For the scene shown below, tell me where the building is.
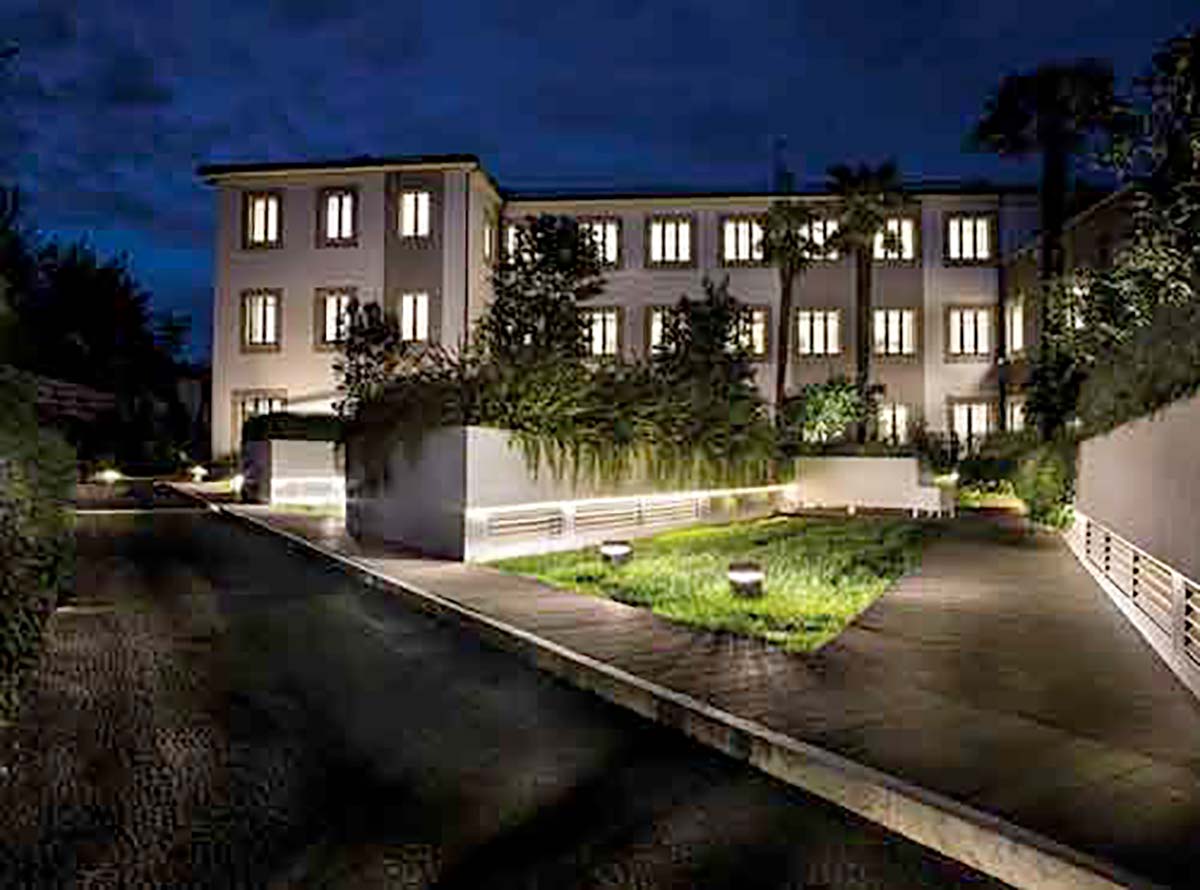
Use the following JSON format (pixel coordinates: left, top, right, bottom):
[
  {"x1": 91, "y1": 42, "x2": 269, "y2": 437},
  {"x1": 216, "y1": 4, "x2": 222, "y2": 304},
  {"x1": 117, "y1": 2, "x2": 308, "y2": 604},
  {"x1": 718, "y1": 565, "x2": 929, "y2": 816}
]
[{"x1": 199, "y1": 154, "x2": 1042, "y2": 458}]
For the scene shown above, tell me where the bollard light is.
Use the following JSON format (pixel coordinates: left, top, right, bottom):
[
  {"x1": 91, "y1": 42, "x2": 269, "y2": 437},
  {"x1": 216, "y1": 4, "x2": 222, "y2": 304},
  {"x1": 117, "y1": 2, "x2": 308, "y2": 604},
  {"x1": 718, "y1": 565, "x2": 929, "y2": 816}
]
[
  {"x1": 190, "y1": 465, "x2": 209, "y2": 482},
  {"x1": 230, "y1": 473, "x2": 245, "y2": 495},
  {"x1": 728, "y1": 561, "x2": 765, "y2": 598},
  {"x1": 599, "y1": 540, "x2": 632, "y2": 566},
  {"x1": 98, "y1": 468, "x2": 122, "y2": 485}
]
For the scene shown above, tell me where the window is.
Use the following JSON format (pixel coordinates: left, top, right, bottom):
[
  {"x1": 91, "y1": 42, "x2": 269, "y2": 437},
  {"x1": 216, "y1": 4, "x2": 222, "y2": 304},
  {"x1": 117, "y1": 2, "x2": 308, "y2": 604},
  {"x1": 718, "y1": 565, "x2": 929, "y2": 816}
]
[
  {"x1": 873, "y1": 308, "x2": 916, "y2": 355},
  {"x1": 235, "y1": 392, "x2": 286, "y2": 447},
  {"x1": 873, "y1": 217, "x2": 916, "y2": 261},
  {"x1": 582, "y1": 219, "x2": 621, "y2": 266},
  {"x1": 400, "y1": 292, "x2": 429, "y2": 342},
  {"x1": 1006, "y1": 298, "x2": 1024, "y2": 355},
  {"x1": 241, "y1": 290, "x2": 280, "y2": 349},
  {"x1": 953, "y1": 401, "x2": 992, "y2": 451},
  {"x1": 319, "y1": 188, "x2": 356, "y2": 246},
  {"x1": 947, "y1": 307, "x2": 991, "y2": 357},
  {"x1": 504, "y1": 224, "x2": 521, "y2": 260},
  {"x1": 583, "y1": 308, "x2": 620, "y2": 356},
  {"x1": 243, "y1": 192, "x2": 281, "y2": 248},
  {"x1": 797, "y1": 309, "x2": 841, "y2": 356},
  {"x1": 483, "y1": 224, "x2": 495, "y2": 262},
  {"x1": 1006, "y1": 398, "x2": 1026, "y2": 432},
  {"x1": 648, "y1": 217, "x2": 692, "y2": 265},
  {"x1": 799, "y1": 218, "x2": 840, "y2": 260},
  {"x1": 722, "y1": 217, "x2": 764, "y2": 264},
  {"x1": 878, "y1": 403, "x2": 909, "y2": 444},
  {"x1": 1069, "y1": 280, "x2": 1088, "y2": 330},
  {"x1": 737, "y1": 307, "x2": 769, "y2": 357},
  {"x1": 316, "y1": 288, "x2": 353, "y2": 347},
  {"x1": 647, "y1": 306, "x2": 669, "y2": 352},
  {"x1": 945, "y1": 215, "x2": 992, "y2": 262},
  {"x1": 399, "y1": 190, "x2": 431, "y2": 238}
]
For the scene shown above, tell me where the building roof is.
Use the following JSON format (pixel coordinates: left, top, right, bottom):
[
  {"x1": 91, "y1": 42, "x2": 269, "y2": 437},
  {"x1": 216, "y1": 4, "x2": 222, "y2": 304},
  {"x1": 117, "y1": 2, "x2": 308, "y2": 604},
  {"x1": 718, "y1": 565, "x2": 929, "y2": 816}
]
[
  {"x1": 505, "y1": 180, "x2": 1039, "y2": 202},
  {"x1": 196, "y1": 153, "x2": 485, "y2": 178}
]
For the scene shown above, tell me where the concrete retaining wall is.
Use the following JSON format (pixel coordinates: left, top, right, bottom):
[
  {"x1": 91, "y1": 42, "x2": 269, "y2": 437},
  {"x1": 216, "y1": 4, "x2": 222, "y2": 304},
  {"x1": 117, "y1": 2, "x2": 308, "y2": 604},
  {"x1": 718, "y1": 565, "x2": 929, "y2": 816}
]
[
  {"x1": 795, "y1": 456, "x2": 952, "y2": 515},
  {"x1": 243, "y1": 439, "x2": 344, "y2": 508}
]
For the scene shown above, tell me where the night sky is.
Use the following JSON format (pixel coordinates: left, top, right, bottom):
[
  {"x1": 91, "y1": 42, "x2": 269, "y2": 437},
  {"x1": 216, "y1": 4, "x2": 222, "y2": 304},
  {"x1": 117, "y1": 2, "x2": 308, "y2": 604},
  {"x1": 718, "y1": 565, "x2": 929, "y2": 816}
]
[{"x1": 1, "y1": 0, "x2": 1191, "y2": 361}]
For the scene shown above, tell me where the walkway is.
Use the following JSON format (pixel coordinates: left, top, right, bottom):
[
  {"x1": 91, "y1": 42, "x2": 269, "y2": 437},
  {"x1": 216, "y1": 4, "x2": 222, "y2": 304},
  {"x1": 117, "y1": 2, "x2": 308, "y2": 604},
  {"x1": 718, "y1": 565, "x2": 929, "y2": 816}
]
[{"x1": 218, "y1": 503, "x2": 1200, "y2": 888}]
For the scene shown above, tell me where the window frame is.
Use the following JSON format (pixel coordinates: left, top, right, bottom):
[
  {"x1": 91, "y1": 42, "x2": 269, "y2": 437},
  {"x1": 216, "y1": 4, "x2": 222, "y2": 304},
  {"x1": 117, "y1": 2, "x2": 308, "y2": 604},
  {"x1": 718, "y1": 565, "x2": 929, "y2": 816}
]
[
  {"x1": 398, "y1": 189, "x2": 433, "y2": 240},
  {"x1": 944, "y1": 304, "x2": 995, "y2": 362},
  {"x1": 1005, "y1": 296, "x2": 1026, "y2": 357},
  {"x1": 644, "y1": 304, "x2": 675, "y2": 355},
  {"x1": 872, "y1": 307, "x2": 919, "y2": 357},
  {"x1": 796, "y1": 308, "x2": 843, "y2": 358},
  {"x1": 313, "y1": 286, "x2": 357, "y2": 350},
  {"x1": 399, "y1": 291, "x2": 432, "y2": 343},
  {"x1": 877, "y1": 402, "x2": 911, "y2": 445},
  {"x1": 239, "y1": 288, "x2": 282, "y2": 353},
  {"x1": 943, "y1": 213, "x2": 996, "y2": 266},
  {"x1": 949, "y1": 398, "x2": 994, "y2": 453},
  {"x1": 719, "y1": 215, "x2": 767, "y2": 267},
  {"x1": 579, "y1": 217, "x2": 622, "y2": 268},
  {"x1": 799, "y1": 217, "x2": 841, "y2": 262},
  {"x1": 872, "y1": 215, "x2": 920, "y2": 264},
  {"x1": 581, "y1": 305, "x2": 622, "y2": 357},
  {"x1": 645, "y1": 215, "x2": 695, "y2": 268},
  {"x1": 241, "y1": 190, "x2": 283, "y2": 250},
  {"x1": 736, "y1": 304, "x2": 771, "y2": 360},
  {"x1": 231, "y1": 388, "x2": 287, "y2": 450},
  {"x1": 316, "y1": 186, "x2": 359, "y2": 248},
  {"x1": 1005, "y1": 397, "x2": 1027, "y2": 432}
]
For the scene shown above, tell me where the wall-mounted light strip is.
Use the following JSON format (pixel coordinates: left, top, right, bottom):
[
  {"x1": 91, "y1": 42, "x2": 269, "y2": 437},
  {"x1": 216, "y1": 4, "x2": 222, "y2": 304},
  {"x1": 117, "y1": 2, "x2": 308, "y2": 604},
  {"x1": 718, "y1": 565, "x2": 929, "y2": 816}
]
[{"x1": 464, "y1": 483, "x2": 794, "y2": 520}]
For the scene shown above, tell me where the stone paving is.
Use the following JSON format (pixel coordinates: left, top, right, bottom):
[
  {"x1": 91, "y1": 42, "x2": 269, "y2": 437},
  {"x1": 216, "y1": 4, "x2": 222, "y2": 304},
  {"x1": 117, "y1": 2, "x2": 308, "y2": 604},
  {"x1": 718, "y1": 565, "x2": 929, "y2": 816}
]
[{"x1": 243, "y1": 505, "x2": 1200, "y2": 888}]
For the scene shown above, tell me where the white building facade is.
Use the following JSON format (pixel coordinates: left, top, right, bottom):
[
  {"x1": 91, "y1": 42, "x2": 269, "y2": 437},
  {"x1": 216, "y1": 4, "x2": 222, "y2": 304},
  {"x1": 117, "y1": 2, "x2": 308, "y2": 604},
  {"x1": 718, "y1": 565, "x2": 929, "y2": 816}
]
[{"x1": 201, "y1": 154, "x2": 1038, "y2": 458}]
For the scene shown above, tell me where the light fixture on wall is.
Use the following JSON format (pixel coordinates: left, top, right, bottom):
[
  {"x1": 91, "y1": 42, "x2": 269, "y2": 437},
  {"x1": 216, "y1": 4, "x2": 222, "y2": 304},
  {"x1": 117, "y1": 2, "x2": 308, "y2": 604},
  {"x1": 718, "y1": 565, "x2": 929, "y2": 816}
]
[
  {"x1": 728, "y1": 561, "x2": 765, "y2": 598},
  {"x1": 600, "y1": 540, "x2": 632, "y2": 566}
]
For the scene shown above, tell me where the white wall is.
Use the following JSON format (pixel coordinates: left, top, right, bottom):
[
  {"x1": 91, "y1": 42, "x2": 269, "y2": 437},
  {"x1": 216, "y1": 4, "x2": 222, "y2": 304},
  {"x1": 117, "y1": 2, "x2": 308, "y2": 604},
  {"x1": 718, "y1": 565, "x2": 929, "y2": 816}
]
[{"x1": 796, "y1": 456, "x2": 950, "y2": 514}]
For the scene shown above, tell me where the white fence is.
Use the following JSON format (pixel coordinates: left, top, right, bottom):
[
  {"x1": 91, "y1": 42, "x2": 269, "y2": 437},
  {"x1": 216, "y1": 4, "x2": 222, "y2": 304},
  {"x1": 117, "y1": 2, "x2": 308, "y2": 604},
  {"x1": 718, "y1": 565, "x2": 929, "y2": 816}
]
[{"x1": 1065, "y1": 510, "x2": 1200, "y2": 698}]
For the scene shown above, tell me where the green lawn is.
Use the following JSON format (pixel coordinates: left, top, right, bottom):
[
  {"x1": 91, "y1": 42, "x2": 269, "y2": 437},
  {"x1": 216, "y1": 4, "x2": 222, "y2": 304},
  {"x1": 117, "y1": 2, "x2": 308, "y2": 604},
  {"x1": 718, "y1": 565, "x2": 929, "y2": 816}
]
[{"x1": 493, "y1": 517, "x2": 925, "y2": 652}]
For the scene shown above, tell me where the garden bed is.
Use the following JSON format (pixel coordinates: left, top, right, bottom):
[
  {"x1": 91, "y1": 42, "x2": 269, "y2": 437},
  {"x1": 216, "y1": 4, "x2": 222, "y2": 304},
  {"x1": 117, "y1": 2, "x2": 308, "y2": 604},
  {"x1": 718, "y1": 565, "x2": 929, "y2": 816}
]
[{"x1": 493, "y1": 516, "x2": 924, "y2": 652}]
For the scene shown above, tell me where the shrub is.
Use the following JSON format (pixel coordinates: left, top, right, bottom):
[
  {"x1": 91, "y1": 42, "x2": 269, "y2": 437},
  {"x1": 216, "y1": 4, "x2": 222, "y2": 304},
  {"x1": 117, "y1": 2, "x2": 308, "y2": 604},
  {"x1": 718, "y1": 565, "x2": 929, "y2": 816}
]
[
  {"x1": 0, "y1": 370, "x2": 75, "y2": 717},
  {"x1": 1013, "y1": 439, "x2": 1076, "y2": 528}
]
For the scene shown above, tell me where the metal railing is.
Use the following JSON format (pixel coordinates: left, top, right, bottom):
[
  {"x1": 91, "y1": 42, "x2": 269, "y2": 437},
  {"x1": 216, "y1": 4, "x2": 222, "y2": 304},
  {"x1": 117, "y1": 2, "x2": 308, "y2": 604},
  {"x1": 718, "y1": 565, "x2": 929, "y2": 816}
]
[{"x1": 1068, "y1": 511, "x2": 1200, "y2": 694}]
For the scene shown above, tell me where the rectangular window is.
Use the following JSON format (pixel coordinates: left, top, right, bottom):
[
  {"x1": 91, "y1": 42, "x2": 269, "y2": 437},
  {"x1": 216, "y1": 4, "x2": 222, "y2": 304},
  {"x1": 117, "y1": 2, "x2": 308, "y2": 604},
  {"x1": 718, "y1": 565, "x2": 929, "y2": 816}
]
[
  {"x1": 1006, "y1": 298, "x2": 1024, "y2": 355},
  {"x1": 581, "y1": 219, "x2": 621, "y2": 266},
  {"x1": 947, "y1": 307, "x2": 991, "y2": 356},
  {"x1": 504, "y1": 224, "x2": 521, "y2": 260},
  {"x1": 483, "y1": 224, "x2": 495, "y2": 262},
  {"x1": 647, "y1": 306, "x2": 669, "y2": 352},
  {"x1": 319, "y1": 188, "x2": 356, "y2": 245},
  {"x1": 242, "y1": 290, "x2": 280, "y2": 348},
  {"x1": 648, "y1": 217, "x2": 692, "y2": 265},
  {"x1": 737, "y1": 307, "x2": 769, "y2": 357},
  {"x1": 722, "y1": 217, "x2": 764, "y2": 264},
  {"x1": 873, "y1": 308, "x2": 916, "y2": 355},
  {"x1": 799, "y1": 218, "x2": 840, "y2": 260},
  {"x1": 946, "y1": 215, "x2": 992, "y2": 262},
  {"x1": 583, "y1": 308, "x2": 619, "y2": 356},
  {"x1": 399, "y1": 190, "x2": 432, "y2": 238},
  {"x1": 797, "y1": 309, "x2": 841, "y2": 356},
  {"x1": 239, "y1": 393, "x2": 285, "y2": 428},
  {"x1": 316, "y1": 288, "x2": 353, "y2": 346},
  {"x1": 878, "y1": 403, "x2": 909, "y2": 444},
  {"x1": 1006, "y1": 398, "x2": 1026, "y2": 432},
  {"x1": 244, "y1": 192, "x2": 281, "y2": 247},
  {"x1": 400, "y1": 292, "x2": 430, "y2": 342},
  {"x1": 953, "y1": 401, "x2": 992, "y2": 451},
  {"x1": 873, "y1": 217, "x2": 916, "y2": 261}
]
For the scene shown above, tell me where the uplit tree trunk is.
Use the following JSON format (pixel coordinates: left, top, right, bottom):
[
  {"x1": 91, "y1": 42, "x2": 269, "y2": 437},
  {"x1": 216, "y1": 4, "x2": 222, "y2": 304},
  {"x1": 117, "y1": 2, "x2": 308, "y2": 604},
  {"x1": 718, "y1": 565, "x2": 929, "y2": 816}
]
[
  {"x1": 774, "y1": 266, "x2": 795, "y2": 413},
  {"x1": 854, "y1": 246, "x2": 873, "y2": 444}
]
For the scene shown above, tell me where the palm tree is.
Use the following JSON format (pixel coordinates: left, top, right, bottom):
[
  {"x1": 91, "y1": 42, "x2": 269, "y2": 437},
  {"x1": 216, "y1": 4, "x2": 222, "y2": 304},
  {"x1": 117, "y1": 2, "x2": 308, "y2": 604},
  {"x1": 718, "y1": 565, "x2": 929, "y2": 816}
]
[
  {"x1": 761, "y1": 201, "x2": 818, "y2": 411},
  {"x1": 825, "y1": 162, "x2": 904, "y2": 442}
]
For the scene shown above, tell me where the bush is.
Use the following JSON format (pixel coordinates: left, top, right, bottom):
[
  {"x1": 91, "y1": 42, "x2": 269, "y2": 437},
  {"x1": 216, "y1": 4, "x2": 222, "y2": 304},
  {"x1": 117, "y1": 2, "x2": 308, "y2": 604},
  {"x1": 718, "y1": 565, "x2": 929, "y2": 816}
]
[
  {"x1": 0, "y1": 370, "x2": 75, "y2": 717},
  {"x1": 1013, "y1": 439, "x2": 1076, "y2": 528}
]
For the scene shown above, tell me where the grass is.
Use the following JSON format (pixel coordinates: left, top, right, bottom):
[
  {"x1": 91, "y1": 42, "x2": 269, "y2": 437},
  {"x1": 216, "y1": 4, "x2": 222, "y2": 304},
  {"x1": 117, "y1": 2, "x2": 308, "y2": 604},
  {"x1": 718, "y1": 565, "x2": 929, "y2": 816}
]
[{"x1": 493, "y1": 516, "x2": 924, "y2": 652}]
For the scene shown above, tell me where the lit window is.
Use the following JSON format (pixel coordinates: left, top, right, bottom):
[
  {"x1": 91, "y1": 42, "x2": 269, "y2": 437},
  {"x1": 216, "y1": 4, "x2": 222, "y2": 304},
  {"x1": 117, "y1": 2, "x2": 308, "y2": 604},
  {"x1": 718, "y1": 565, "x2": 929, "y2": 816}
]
[
  {"x1": 401, "y1": 292, "x2": 429, "y2": 342},
  {"x1": 582, "y1": 219, "x2": 620, "y2": 266},
  {"x1": 399, "y1": 191, "x2": 431, "y2": 238},
  {"x1": 647, "y1": 306, "x2": 669, "y2": 351},
  {"x1": 873, "y1": 217, "x2": 916, "y2": 261},
  {"x1": 948, "y1": 307, "x2": 991, "y2": 356},
  {"x1": 799, "y1": 218, "x2": 840, "y2": 260},
  {"x1": 239, "y1": 393, "x2": 285, "y2": 428},
  {"x1": 878, "y1": 403, "x2": 909, "y2": 444},
  {"x1": 319, "y1": 289, "x2": 353, "y2": 345},
  {"x1": 504, "y1": 224, "x2": 521, "y2": 259},
  {"x1": 737, "y1": 307, "x2": 768, "y2": 357},
  {"x1": 244, "y1": 192, "x2": 281, "y2": 247},
  {"x1": 873, "y1": 308, "x2": 916, "y2": 355},
  {"x1": 583, "y1": 308, "x2": 619, "y2": 356},
  {"x1": 722, "y1": 217, "x2": 764, "y2": 263},
  {"x1": 648, "y1": 217, "x2": 691, "y2": 265},
  {"x1": 946, "y1": 215, "x2": 992, "y2": 262},
  {"x1": 953, "y1": 402, "x2": 992, "y2": 451},
  {"x1": 1006, "y1": 398, "x2": 1026, "y2": 432},
  {"x1": 242, "y1": 290, "x2": 280, "y2": 347},
  {"x1": 1006, "y1": 298, "x2": 1024, "y2": 355},
  {"x1": 320, "y1": 188, "x2": 356, "y2": 245},
  {"x1": 797, "y1": 309, "x2": 840, "y2": 356},
  {"x1": 483, "y1": 224, "x2": 495, "y2": 261}
]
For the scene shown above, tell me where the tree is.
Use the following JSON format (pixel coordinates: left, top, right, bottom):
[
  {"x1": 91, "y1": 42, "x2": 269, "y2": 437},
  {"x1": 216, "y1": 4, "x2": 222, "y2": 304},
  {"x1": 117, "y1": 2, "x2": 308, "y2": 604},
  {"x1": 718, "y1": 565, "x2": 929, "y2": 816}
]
[
  {"x1": 825, "y1": 161, "x2": 904, "y2": 442},
  {"x1": 475, "y1": 214, "x2": 604, "y2": 367},
  {"x1": 760, "y1": 201, "x2": 818, "y2": 411}
]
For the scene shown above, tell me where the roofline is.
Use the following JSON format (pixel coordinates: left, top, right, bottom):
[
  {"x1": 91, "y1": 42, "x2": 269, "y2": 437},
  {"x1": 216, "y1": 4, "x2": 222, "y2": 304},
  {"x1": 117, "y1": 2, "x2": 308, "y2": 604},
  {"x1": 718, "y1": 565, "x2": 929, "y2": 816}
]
[
  {"x1": 504, "y1": 182, "x2": 1038, "y2": 203},
  {"x1": 197, "y1": 153, "x2": 487, "y2": 180}
]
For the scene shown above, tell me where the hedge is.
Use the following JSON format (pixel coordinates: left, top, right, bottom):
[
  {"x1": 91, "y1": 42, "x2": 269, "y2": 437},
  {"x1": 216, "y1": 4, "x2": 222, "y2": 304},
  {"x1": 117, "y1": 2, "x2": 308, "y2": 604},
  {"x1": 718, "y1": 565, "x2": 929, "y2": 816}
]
[{"x1": 0, "y1": 369, "x2": 75, "y2": 717}]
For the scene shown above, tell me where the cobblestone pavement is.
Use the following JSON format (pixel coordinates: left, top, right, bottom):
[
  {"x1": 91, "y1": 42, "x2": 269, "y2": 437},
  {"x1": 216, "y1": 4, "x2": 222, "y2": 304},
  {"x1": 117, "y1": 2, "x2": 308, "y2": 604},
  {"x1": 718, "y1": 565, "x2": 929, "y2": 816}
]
[{"x1": 0, "y1": 502, "x2": 1008, "y2": 888}]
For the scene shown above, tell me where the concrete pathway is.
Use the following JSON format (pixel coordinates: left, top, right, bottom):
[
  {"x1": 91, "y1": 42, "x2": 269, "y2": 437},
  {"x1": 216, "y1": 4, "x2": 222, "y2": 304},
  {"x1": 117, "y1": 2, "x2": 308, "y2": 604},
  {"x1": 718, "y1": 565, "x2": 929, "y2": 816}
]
[{"x1": 213, "y1": 502, "x2": 1200, "y2": 888}]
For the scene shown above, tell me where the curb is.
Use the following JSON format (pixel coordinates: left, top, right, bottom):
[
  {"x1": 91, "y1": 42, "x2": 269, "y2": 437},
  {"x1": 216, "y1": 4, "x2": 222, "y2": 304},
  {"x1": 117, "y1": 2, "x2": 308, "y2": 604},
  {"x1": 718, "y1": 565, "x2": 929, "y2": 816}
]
[{"x1": 182, "y1": 489, "x2": 1158, "y2": 890}]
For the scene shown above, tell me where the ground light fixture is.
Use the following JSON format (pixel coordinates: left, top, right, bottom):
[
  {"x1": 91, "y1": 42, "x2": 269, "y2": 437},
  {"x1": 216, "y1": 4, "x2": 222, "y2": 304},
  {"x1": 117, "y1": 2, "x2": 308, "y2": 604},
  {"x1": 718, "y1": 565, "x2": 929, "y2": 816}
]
[
  {"x1": 190, "y1": 465, "x2": 208, "y2": 482},
  {"x1": 97, "y1": 468, "x2": 122, "y2": 485},
  {"x1": 728, "y1": 561, "x2": 765, "y2": 598},
  {"x1": 599, "y1": 540, "x2": 633, "y2": 566},
  {"x1": 230, "y1": 473, "x2": 245, "y2": 496}
]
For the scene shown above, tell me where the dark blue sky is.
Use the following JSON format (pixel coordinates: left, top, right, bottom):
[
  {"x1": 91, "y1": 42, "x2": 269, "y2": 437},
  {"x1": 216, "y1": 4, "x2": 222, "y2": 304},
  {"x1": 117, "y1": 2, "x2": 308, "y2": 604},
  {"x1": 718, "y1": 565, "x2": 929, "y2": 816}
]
[{"x1": 2, "y1": 0, "x2": 1192, "y2": 361}]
